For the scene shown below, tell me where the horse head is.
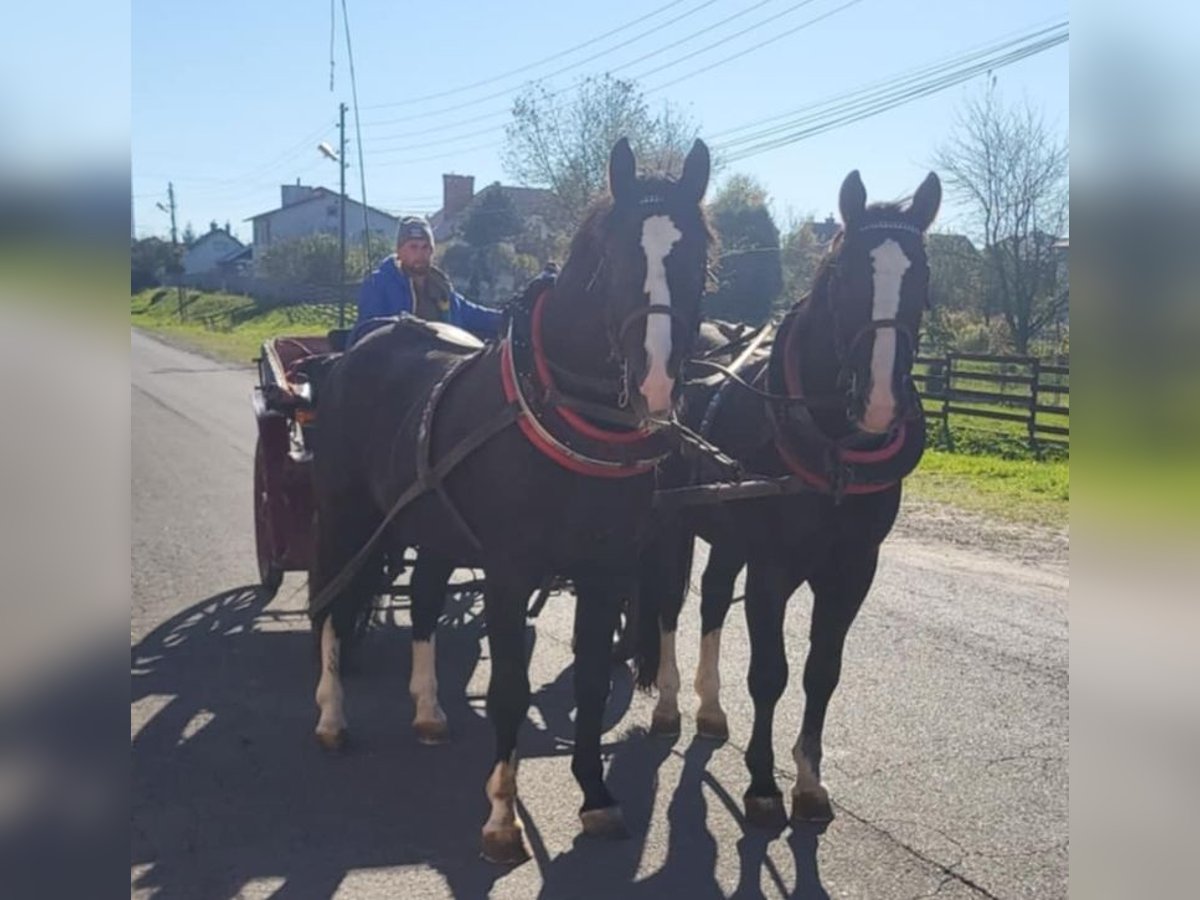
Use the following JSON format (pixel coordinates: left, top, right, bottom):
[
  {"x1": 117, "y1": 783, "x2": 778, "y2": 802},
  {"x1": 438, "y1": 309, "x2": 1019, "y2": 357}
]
[
  {"x1": 558, "y1": 138, "x2": 713, "y2": 423},
  {"x1": 814, "y1": 169, "x2": 941, "y2": 436}
]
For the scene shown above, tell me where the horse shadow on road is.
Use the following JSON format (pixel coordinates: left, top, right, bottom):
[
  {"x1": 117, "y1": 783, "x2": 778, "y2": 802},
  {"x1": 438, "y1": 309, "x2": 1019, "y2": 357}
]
[{"x1": 131, "y1": 583, "x2": 827, "y2": 898}]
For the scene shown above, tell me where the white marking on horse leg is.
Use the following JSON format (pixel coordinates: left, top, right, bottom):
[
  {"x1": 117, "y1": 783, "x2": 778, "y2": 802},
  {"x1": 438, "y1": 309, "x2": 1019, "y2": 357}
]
[
  {"x1": 861, "y1": 238, "x2": 912, "y2": 434},
  {"x1": 639, "y1": 215, "x2": 684, "y2": 416},
  {"x1": 694, "y1": 628, "x2": 724, "y2": 718},
  {"x1": 482, "y1": 758, "x2": 520, "y2": 844},
  {"x1": 652, "y1": 630, "x2": 681, "y2": 729},
  {"x1": 314, "y1": 618, "x2": 346, "y2": 745},
  {"x1": 410, "y1": 637, "x2": 448, "y2": 742}
]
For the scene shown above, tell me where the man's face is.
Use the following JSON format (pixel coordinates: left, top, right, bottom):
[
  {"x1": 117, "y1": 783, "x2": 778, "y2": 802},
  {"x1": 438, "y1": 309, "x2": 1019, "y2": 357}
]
[{"x1": 397, "y1": 238, "x2": 433, "y2": 274}]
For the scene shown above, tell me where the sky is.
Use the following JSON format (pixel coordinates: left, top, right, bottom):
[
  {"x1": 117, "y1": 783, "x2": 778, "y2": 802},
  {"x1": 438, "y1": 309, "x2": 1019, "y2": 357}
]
[{"x1": 130, "y1": 0, "x2": 1068, "y2": 247}]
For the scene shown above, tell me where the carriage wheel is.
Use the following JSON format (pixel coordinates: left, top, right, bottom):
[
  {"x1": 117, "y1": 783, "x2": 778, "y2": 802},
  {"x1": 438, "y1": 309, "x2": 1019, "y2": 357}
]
[{"x1": 254, "y1": 436, "x2": 284, "y2": 592}]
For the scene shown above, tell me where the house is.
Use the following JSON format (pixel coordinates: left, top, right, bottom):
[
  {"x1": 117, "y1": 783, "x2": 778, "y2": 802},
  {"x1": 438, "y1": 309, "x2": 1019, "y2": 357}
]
[
  {"x1": 428, "y1": 173, "x2": 561, "y2": 250},
  {"x1": 182, "y1": 223, "x2": 245, "y2": 276},
  {"x1": 246, "y1": 182, "x2": 399, "y2": 269},
  {"x1": 811, "y1": 214, "x2": 840, "y2": 245}
]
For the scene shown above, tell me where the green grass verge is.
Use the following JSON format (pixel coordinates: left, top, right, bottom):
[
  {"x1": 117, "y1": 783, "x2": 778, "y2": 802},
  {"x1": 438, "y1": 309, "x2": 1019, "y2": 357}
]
[
  {"x1": 131, "y1": 288, "x2": 347, "y2": 365},
  {"x1": 905, "y1": 448, "x2": 1069, "y2": 528}
]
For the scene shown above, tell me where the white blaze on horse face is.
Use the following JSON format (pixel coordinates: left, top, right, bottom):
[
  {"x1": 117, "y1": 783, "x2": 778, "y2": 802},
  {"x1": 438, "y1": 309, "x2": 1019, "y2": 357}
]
[
  {"x1": 861, "y1": 239, "x2": 912, "y2": 434},
  {"x1": 639, "y1": 215, "x2": 684, "y2": 416}
]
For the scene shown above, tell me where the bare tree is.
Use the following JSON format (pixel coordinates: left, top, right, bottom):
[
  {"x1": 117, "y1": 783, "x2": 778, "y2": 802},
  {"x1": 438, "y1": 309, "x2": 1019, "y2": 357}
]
[
  {"x1": 934, "y1": 87, "x2": 1068, "y2": 354},
  {"x1": 502, "y1": 75, "x2": 702, "y2": 226}
]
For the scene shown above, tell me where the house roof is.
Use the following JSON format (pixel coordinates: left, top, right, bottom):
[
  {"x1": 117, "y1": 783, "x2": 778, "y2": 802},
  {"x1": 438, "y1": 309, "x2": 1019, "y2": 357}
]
[
  {"x1": 244, "y1": 188, "x2": 398, "y2": 224},
  {"x1": 186, "y1": 228, "x2": 244, "y2": 253}
]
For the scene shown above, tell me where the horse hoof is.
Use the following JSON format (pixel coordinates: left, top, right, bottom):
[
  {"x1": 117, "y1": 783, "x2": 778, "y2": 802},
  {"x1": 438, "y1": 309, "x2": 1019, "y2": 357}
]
[
  {"x1": 480, "y1": 825, "x2": 531, "y2": 865},
  {"x1": 649, "y1": 711, "x2": 681, "y2": 738},
  {"x1": 315, "y1": 727, "x2": 347, "y2": 752},
  {"x1": 791, "y1": 788, "x2": 834, "y2": 825},
  {"x1": 414, "y1": 719, "x2": 450, "y2": 745},
  {"x1": 744, "y1": 794, "x2": 787, "y2": 830},
  {"x1": 695, "y1": 711, "x2": 729, "y2": 742},
  {"x1": 580, "y1": 806, "x2": 629, "y2": 840}
]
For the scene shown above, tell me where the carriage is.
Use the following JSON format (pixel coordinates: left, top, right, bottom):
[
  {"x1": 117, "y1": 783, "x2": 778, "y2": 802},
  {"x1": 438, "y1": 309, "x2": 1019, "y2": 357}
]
[{"x1": 251, "y1": 332, "x2": 343, "y2": 590}]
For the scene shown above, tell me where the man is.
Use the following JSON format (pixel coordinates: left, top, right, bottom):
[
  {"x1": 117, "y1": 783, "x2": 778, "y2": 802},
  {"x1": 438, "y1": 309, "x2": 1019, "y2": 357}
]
[{"x1": 348, "y1": 216, "x2": 504, "y2": 347}]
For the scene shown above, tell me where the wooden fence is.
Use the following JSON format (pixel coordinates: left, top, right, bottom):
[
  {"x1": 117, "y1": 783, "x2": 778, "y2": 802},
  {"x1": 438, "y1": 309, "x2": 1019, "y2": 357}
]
[{"x1": 912, "y1": 352, "x2": 1069, "y2": 450}]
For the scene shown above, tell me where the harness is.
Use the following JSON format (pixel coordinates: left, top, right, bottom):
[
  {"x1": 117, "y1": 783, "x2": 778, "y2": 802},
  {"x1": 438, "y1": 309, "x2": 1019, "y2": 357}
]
[
  {"x1": 766, "y1": 306, "x2": 925, "y2": 498},
  {"x1": 308, "y1": 285, "x2": 677, "y2": 615}
]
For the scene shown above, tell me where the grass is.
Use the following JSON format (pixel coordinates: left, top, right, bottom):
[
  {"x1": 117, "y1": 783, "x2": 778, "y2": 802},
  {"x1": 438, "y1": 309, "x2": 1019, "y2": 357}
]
[
  {"x1": 905, "y1": 448, "x2": 1069, "y2": 529},
  {"x1": 131, "y1": 288, "x2": 347, "y2": 364},
  {"x1": 132, "y1": 288, "x2": 1071, "y2": 528}
]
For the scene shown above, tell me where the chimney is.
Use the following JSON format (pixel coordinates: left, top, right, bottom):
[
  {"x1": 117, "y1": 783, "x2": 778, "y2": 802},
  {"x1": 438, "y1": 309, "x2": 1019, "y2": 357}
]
[
  {"x1": 281, "y1": 183, "x2": 318, "y2": 208},
  {"x1": 442, "y1": 174, "x2": 475, "y2": 221}
]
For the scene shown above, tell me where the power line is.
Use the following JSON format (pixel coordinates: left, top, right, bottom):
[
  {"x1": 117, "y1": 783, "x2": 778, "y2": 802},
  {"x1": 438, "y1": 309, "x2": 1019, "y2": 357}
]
[
  {"x1": 364, "y1": 0, "x2": 858, "y2": 156},
  {"x1": 644, "y1": 0, "x2": 862, "y2": 94},
  {"x1": 339, "y1": 0, "x2": 373, "y2": 263},
  {"x1": 362, "y1": 0, "x2": 698, "y2": 112},
  {"x1": 366, "y1": 17, "x2": 1065, "y2": 173},
  {"x1": 717, "y1": 23, "x2": 1068, "y2": 161},
  {"x1": 708, "y1": 20, "x2": 1066, "y2": 144},
  {"x1": 362, "y1": 0, "x2": 768, "y2": 131}
]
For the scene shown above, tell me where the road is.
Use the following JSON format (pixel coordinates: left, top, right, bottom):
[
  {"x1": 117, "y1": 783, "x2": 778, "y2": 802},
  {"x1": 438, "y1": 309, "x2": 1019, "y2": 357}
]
[{"x1": 131, "y1": 329, "x2": 1068, "y2": 899}]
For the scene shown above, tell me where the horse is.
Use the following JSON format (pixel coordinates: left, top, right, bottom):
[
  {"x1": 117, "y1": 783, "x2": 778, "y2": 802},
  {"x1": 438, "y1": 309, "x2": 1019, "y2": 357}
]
[
  {"x1": 306, "y1": 137, "x2": 713, "y2": 864},
  {"x1": 637, "y1": 169, "x2": 941, "y2": 829}
]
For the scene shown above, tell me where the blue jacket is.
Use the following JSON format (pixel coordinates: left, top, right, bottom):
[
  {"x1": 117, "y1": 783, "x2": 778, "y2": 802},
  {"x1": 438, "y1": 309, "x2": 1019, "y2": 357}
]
[{"x1": 349, "y1": 256, "x2": 504, "y2": 346}]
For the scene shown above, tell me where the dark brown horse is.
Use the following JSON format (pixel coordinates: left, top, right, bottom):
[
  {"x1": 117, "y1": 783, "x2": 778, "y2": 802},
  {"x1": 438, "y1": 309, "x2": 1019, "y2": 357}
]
[
  {"x1": 638, "y1": 169, "x2": 941, "y2": 828},
  {"x1": 307, "y1": 138, "x2": 712, "y2": 863}
]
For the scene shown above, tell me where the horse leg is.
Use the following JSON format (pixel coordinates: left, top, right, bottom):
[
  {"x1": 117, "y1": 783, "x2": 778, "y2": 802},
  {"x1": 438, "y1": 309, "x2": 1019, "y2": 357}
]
[
  {"x1": 790, "y1": 544, "x2": 877, "y2": 825},
  {"x1": 408, "y1": 550, "x2": 456, "y2": 745},
  {"x1": 480, "y1": 568, "x2": 538, "y2": 865},
  {"x1": 742, "y1": 560, "x2": 804, "y2": 828},
  {"x1": 641, "y1": 529, "x2": 693, "y2": 737},
  {"x1": 694, "y1": 541, "x2": 744, "y2": 741},
  {"x1": 571, "y1": 570, "x2": 630, "y2": 839},
  {"x1": 309, "y1": 502, "x2": 380, "y2": 751}
]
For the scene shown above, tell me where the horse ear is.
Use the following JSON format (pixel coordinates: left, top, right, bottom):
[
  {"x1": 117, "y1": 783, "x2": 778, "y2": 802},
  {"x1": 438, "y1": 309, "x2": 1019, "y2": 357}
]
[
  {"x1": 839, "y1": 170, "x2": 867, "y2": 226},
  {"x1": 609, "y1": 138, "x2": 637, "y2": 203},
  {"x1": 909, "y1": 172, "x2": 942, "y2": 232},
  {"x1": 678, "y1": 139, "x2": 711, "y2": 203}
]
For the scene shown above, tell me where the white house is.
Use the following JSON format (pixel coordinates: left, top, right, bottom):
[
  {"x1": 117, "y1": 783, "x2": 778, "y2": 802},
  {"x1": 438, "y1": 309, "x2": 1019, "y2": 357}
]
[
  {"x1": 182, "y1": 225, "x2": 245, "y2": 276},
  {"x1": 247, "y1": 182, "x2": 399, "y2": 270}
]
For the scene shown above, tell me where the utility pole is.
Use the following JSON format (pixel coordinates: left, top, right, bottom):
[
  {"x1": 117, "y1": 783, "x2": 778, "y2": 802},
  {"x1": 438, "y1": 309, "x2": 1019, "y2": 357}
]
[
  {"x1": 167, "y1": 182, "x2": 184, "y2": 322},
  {"x1": 338, "y1": 102, "x2": 348, "y2": 329}
]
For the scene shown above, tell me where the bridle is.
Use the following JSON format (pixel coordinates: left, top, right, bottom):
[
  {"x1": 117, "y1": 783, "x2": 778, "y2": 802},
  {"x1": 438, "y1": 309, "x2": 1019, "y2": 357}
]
[{"x1": 819, "y1": 221, "x2": 925, "y2": 423}]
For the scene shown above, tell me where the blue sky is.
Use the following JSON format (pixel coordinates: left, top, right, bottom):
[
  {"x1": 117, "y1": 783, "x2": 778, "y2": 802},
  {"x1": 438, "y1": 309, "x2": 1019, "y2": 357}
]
[{"x1": 131, "y1": 0, "x2": 1068, "y2": 246}]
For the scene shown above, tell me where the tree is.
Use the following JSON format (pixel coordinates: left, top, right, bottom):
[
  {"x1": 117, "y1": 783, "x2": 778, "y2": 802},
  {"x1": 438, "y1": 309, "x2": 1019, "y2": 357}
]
[
  {"x1": 778, "y1": 217, "x2": 824, "y2": 312},
  {"x1": 130, "y1": 237, "x2": 182, "y2": 292},
  {"x1": 934, "y1": 87, "x2": 1068, "y2": 354},
  {"x1": 258, "y1": 234, "x2": 370, "y2": 285},
  {"x1": 460, "y1": 186, "x2": 521, "y2": 248},
  {"x1": 503, "y1": 75, "x2": 701, "y2": 225},
  {"x1": 705, "y1": 175, "x2": 783, "y2": 324},
  {"x1": 181, "y1": 222, "x2": 196, "y2": 246}
]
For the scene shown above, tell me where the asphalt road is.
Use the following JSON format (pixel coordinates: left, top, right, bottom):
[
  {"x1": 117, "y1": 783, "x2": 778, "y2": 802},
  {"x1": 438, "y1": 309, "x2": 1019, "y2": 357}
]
[{"x1": 131, "y1": 329, "x2": 1068, "y2": 899}]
